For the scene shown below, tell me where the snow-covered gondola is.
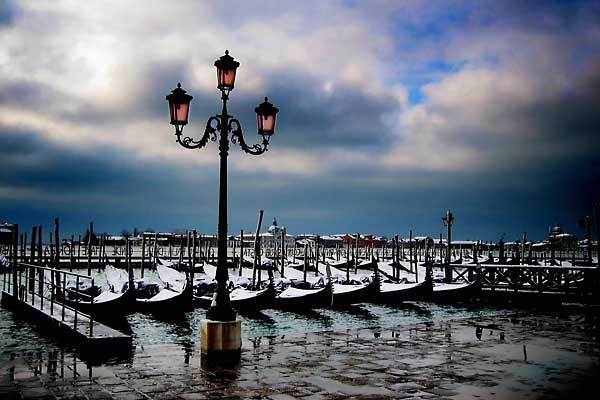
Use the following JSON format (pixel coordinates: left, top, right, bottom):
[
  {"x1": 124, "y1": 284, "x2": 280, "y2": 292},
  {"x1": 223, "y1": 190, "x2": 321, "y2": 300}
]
[
  {"x1": 273, "y1": 281, "x2": 333, "y2": 310},
  {"x1": 163, "y1": 261, "x2": 276, "y2": 311},
  {"x1": 377, "y1": 280, "x2": 432, "y2": 304},
  {"x1": 429, "y1": 281, "x2": 479, "y2": 302},
  {"x1": 332, "y1": 278, "x2": 379, "y2": 306},
  {"x1": 106, "y1": 265, "x2": 191, "y2": 313},
  {"x1": 58, "y1": 272, "x2": 132, "y2": 317},
  {"x1": 194, "y1": 285, "x2": 276, "y2": 311}
]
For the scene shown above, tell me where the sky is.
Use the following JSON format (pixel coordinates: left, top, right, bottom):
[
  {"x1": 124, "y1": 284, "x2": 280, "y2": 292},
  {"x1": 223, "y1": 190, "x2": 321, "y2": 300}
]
[{"x1": 1, "y1": 0, "x2": 599, "y2": 241}]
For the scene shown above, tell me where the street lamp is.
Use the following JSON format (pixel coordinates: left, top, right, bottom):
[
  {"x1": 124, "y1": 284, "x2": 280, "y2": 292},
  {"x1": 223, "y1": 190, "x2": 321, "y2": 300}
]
[{"x1": 166, "y1": 50, "x2": 279, "y2": 356}]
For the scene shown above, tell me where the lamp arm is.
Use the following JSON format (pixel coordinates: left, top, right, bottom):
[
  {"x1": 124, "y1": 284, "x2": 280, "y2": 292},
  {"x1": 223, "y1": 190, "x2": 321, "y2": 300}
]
[
  {"x1": 175, "y1": 116, "x2": 220, "y2": 149},
  {"x1": 229, "y1": 118, "x2": 269, "y2": 155}
]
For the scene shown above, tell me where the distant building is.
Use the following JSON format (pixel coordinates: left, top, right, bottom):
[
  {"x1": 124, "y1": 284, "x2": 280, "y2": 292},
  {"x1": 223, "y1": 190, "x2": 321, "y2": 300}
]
[
  {"x1": 230, "y1": 218, "x2": 295, "y2": 248},
  {"x1": 338, "y1": 234, "x2": 387, "y2": 248},
  {"x1": 547, "y1": 225, "x2": 578, "y2": 250},
  {"x1": 295, "y1": 234, "x2": 343, "y2": 248}
]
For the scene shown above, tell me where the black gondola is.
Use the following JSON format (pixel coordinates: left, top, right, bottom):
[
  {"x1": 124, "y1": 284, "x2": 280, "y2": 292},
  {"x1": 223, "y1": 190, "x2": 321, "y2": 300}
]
[
  {"x1": 59, "y1": 287, "x2": 133, "y2": 317},
  {"x1": 106, "y1": 265, "x2": 192, "y2": 313},
  {"x1": 157, "y1": 261, "x2": 276, "y2": 311},
  {"x1": 133, "y1": 280, "x2": 192, "y2": 313},
  {"x1": 273, "y1": 280, "x2": 333, "y2": 310},
  {"x1": 194, "y1": 284, "x2": 276, "y2": 311},
  {"x1": 429, "y1": 281, "x2": 479, "y2": 302},
  {"x1": 377, "y1": 280, "x2": 432, "y2": 304},
  {"x1": 332, "y1": 278, "x2": 380, "y2": 306}
]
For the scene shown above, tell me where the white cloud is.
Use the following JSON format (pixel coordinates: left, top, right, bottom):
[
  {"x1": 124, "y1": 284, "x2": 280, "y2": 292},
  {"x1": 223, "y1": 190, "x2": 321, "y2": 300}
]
[{"x1": 1, "y1": 0, "x2": 598, "y2": 181}]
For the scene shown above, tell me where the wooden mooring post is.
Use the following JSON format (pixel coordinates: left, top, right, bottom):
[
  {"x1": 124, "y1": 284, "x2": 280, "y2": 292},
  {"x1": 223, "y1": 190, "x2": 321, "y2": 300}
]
[
  {"x1": 292, "y1": 239, "x2": 297, "y2": 264},
  {"x1": 54, "y1": 218, "x2": 60, "y2": 268},
  {"x1": 280, "y1": 228, "x2": 286, "y2": 277},
  {"x1": 354, "y1": 232, "x2": 359, "y2": 274},
  {"x1": 87, "y1": 222, "x2": 93, "y2": 276},
  {"x1": 303, "y1": 240, "x2": 308, "y2": 284},
  {"x1": 12, "y1": 224, "x2": 19, "y2": 297},
  {"x1": 443, "y1": 209, "x2": 454, "y2": 284},
  {"x1": 178, "y1": 233, "x2": 184, "y2": 266},
  {"x1": 153, "y1": 232, "x2": 159, "y2": 269},
  {"x1": 140, "y1": 233, "x2": 146, "y2": 276},
  {"x1": 409, "y1": 230, "x2": 413, "y2": 273},
  {"x1": 239, "y1": 229, "x2": 244, "y2": 277},
  {"x1": 315, "y1": 236, "x2": 320, "y2": 277},
  {"x1": 192, "y1": 230, "x2": 198, "y2": 268},
  {"x1": 76, "y1": 234, "x2": 81, "y2": 269},
  {"x1": 251, "y1": 210, "x2": 264, "y2": 290},
  {"x1": 30, "y1": 226, "x2": 37, "y2": 265},
  {"x1": 69, "y1": 235, "x2": 74, "y2": 271}
]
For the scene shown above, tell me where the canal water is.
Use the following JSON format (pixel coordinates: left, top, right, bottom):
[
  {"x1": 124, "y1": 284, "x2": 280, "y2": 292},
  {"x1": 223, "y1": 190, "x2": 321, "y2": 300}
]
[{"x1": 0, "y1": 269, "x2": 512, "y2": 363}]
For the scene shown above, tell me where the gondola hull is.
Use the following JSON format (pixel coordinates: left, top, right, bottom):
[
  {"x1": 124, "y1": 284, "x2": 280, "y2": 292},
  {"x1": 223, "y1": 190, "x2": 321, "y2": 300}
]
[
  {"x1": 356, "y1": 259, "x2": 378, "y2": 272},
  {"x1": 377, "y1": 281, "x2": 432, "y2": 304},
  {"x1": 429, "y1": 282, "x2": 479, "y2": 303},
  {"x1": 58, "y1": 290, "x2": 134, "y2": 317},
  {"x1": 332, "y1": 278, "x2": 380, "y2": 306},
  {"x1": 273, "y1": 283, "x2": 333, "y2": 310},
  {"x1": 135, "y1": 284, "x2": 193, "y2": 313},
  {"x1": 194, "y1": 286, "x2": 276, "y2": 311}
]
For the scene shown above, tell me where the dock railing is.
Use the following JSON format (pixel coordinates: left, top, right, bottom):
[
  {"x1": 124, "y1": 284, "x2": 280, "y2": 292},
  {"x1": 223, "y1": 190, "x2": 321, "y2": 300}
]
[
  {"x1": 437, "y1": 262, "x2": 599, "y2": 297},
  {"x1": 2, "y1": 263, "x2": 96, "y2": 337},
  {"x1": 476, "y1": 263, "x2": 599, "y2": 295}
]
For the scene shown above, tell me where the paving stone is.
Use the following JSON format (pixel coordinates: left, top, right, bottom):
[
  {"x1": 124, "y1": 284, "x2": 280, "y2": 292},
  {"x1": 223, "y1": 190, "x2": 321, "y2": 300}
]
[
  {"x1": 423, "y1": 387, "x2": 459, "y2": 397},
  {"x1": 3, "y1": 313, "x2": 600, "y2": 399},
  {"x1": 267, "y1": 395, "x2": 296, "y2": 400},
  {"x1": 20, "y1": 386, "x2": 53, "y2": 399}
]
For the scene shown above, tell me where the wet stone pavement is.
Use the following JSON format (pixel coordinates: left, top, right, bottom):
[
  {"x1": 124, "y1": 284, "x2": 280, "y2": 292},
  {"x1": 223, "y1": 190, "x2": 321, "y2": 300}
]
[{"x1": 1, "y1": 312, "x2": 599, "y2": 399}]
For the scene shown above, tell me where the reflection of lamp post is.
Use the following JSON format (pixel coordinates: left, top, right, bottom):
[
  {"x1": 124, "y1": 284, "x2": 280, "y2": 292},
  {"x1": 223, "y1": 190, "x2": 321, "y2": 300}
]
[
  {"x1": 166, "y1": 50, "x2": 279, "y2": 358},
  {"x1": 442, "y1": 210, "x2": 454, "y2": 283}
]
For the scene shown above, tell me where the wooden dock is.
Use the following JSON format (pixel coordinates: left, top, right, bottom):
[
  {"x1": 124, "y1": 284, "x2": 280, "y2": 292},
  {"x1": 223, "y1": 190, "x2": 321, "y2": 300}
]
[
  {"x1": 1, "y1": 260, "x2": 131, "y2": 350},
  {"x1": 1, "y1": 289, "x2": 131, "y2": 347}
]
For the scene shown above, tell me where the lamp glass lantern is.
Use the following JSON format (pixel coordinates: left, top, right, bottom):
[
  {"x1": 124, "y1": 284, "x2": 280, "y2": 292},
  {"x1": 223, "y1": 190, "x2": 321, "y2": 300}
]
[
  {"x1": 166, "y1": 83, "x2": 193, "y2": 126},
  {"x1": 214, "y1": 50, "x2": 240, "y2": 91},
  {"x1": 255, "y1": 97, "x2": 279, "y2": 135}
]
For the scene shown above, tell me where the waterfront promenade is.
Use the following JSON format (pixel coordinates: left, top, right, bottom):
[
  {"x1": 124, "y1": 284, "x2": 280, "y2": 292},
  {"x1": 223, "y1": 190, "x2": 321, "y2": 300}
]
[{"x1": 1, "y1": 307, "x2": 598, "y2": 399}]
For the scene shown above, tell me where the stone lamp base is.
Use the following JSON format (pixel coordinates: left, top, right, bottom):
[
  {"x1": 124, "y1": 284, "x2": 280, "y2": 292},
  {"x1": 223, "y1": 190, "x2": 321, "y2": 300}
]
[{"x1": 200, "y1": 319, "x2": 242, "y2": 358}]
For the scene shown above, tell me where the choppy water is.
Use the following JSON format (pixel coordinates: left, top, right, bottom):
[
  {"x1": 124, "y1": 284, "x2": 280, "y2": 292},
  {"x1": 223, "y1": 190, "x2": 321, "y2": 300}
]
[{"x1": 0, "y1": 269, "x2": 512, "y2": 364}]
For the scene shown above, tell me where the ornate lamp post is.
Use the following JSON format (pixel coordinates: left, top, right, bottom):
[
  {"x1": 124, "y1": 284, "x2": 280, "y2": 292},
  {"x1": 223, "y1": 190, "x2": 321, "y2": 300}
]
[{"x1": 166, "y1": 50, "x2": 279, "y2": 357}]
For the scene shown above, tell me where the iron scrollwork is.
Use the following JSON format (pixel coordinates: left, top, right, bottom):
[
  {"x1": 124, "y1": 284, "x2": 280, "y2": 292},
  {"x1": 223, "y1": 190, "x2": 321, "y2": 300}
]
[
  {"x1": 175, "y1": 113, "x2": 269, "y2": 156},
  {"x1": 229, "y1": 118, "x2": 270, "y2": 155},
  {"x1": 175, "y1": 116, "x2": 220, "y2": 149}
]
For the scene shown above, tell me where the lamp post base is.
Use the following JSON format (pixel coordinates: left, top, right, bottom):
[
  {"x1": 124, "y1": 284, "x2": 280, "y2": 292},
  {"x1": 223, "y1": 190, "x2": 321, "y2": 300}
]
[{"x1": 200, "y1": 319, "x2": 242, "y2": 359}]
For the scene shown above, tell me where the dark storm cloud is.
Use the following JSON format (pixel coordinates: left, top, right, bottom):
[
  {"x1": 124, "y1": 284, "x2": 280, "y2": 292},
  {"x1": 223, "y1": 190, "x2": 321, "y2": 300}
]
[
  {"x1": 112, "y1": 65, "x2": 403, "y2": 151},
  {"x1": 256, "y1": 71, "x2": 401, "y2": 149},
  {"x1": 1, "y1": 128, "x2": 137, "y2": 190},
  {"x1": 431, "y1": 64, "x2": 600, "y2": 156},
  {"x1": 0, "y1": 127, "x2": 217, "y2": 206},
  {"x1": 1, "y1": 0, "x2": 600, "y2": 241},
  {"x1": 226, "y1": 166, "x2": 589, "y2": 242},
  {"x1": 0, "y1": 126, "x2": 223, "y2": 233},
  {"x1": 531, "y1": 66, "x2": 600, "y2": 142}
]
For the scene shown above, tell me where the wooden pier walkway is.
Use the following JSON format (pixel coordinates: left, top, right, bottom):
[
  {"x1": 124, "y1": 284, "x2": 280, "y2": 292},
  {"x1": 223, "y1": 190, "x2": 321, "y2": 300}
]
[
  {"x1": 1, "y1": 260, "x2": 131, "y2": 349},
  {"x1": 1, "y1": 290, "x2": 131, "y2": 347}
]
